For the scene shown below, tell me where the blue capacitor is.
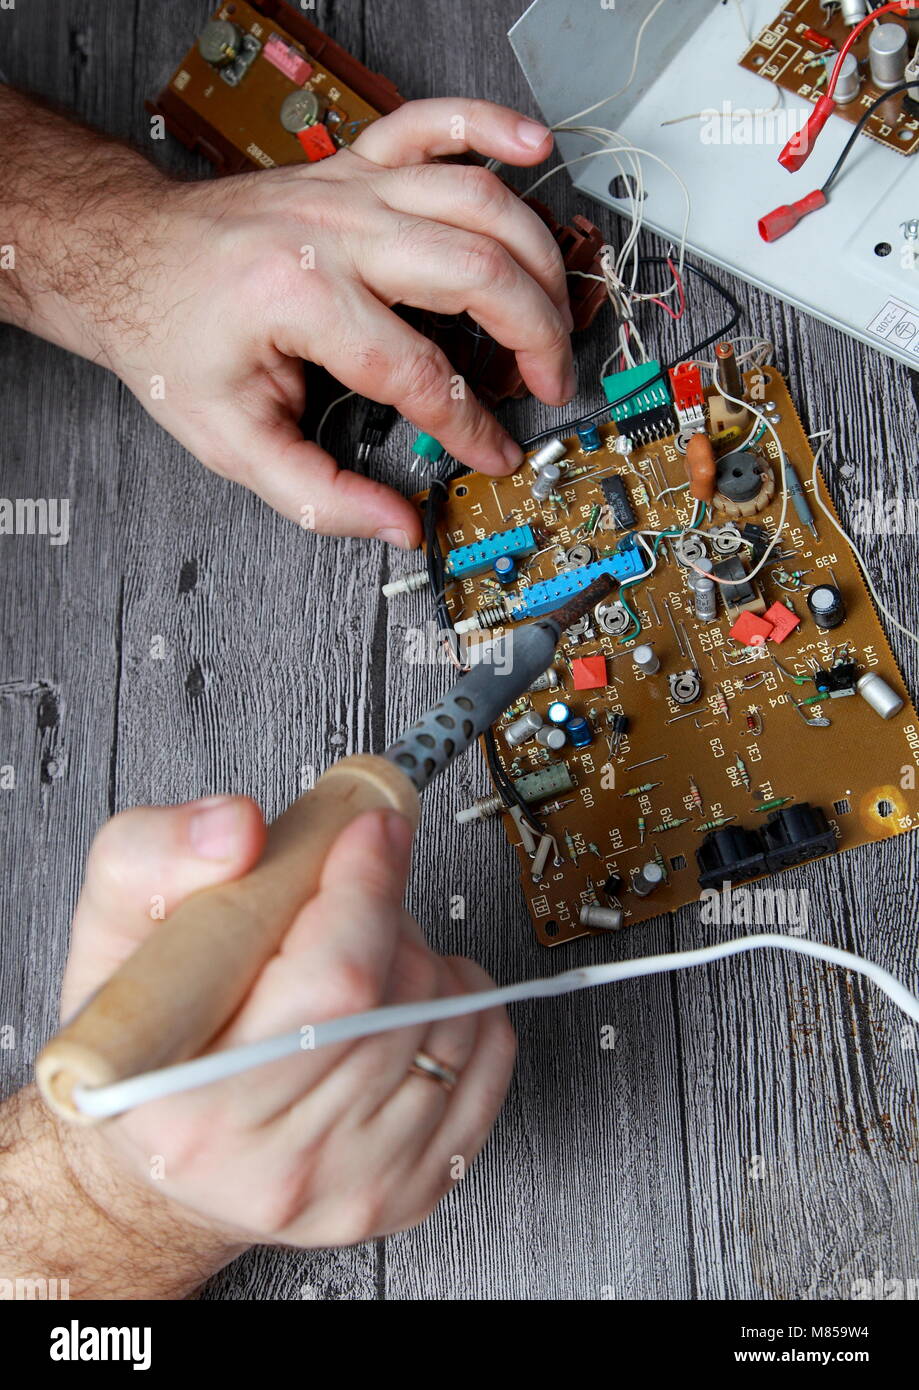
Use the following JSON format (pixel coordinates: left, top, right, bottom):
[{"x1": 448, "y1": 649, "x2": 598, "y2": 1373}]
[
  {"x1": 566, "y1": 715, "x2": 593, "y2": 748},
  {"x1": 576, "y1": 423, "x2": 602, "y2": 454},
  {"x1": 493, "y1": 554, "x2": 517, "y2": 584},
  {"x1": 547, "y1": 700, "x2": 571, "y2": 725}
]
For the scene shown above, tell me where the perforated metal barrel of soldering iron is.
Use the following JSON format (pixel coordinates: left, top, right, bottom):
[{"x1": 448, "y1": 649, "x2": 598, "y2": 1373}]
[{"x1": 385, "y1": 577, "x2": 611, "y2": 792}]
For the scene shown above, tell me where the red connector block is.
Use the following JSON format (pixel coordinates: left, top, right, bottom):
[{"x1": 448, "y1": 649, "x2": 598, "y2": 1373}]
[
  {"x1": 759, "y1": 189, "x2": 827, "y2": 242},
  {"x1": 669, "y1": 362, "x2": 704, "y2": 412},
  {"x1": 778, "y1": 94, "x2": 835, "y2": 173}
]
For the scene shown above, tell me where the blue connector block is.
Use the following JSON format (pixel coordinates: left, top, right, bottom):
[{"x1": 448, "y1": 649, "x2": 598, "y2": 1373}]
[
  {"x1": 444, "y1": 525, "x2": 537, "y2": 580},
  {"x1": 507, "y1": 548, "x2": 645, "y2": 620}
]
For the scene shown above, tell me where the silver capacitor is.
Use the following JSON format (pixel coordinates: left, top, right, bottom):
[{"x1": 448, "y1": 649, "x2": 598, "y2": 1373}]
[
  {"x1": 504, "y1": 710, "x2": 544, "y2": 747},
  {"x1": 529, "y1": 668, "x2": 560, "y2": 692},
  {"x1": 531, "y1": 463, "x2": 561, "y2": 503},
  {"x1": 536, "y1": 725, "x2": 567, "y2": 751},
  {"x1": 632, "y1": 861, "x2": 665, "y2": 898},
  {"x1": 869, "y1": 24, "x2": 909, "y2": 89},
  {"x1": 633, "y1": 644, "x2": 660, "y2": 675},
  {"x1": 531, "y1": 438, "x2": 567, "y2": 471},
  {"x1": 693, "y1": 576, "x2": 718, "y2": 623},
  {"x1": 857, "y1": 672, "x2": 904, "y2": 720},
  {"x1": 580, "y1": 904, "x2": 624, "y2": 931},
  {"x1": 840, "y1": 0, "x2": 868, "y2": 24},
  {"x1": 834, "y1": 53, "x2": 861, "y2": 105}
]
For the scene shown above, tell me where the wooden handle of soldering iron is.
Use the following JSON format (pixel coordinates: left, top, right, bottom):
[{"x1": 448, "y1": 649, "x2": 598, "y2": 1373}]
[{"x1": 36, "y1": 755, "x2": 419, "y2": 1124}]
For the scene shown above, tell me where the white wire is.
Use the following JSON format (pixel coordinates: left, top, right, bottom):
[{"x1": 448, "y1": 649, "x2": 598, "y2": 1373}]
[
  {"x1": 557, "y1": 0, "x2": 670, "y2": 128},
  {"x1": 808, "y1": 431, "x2": 919, "y2": 649},
  {"x1": 74, "y1": 932, "x2": 919, "y2": 1118},
  {"x1": 316, "y1": 389, "x2": 356, "y2": 450}
]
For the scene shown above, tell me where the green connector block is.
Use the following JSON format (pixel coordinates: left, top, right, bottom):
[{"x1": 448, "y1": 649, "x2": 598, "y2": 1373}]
[
  {"x1": 601, "y1": 360, "x2": 670, "y2": 421},
  {"x1": 413, "y1": 432, "x2": 445, "y2": 464}
]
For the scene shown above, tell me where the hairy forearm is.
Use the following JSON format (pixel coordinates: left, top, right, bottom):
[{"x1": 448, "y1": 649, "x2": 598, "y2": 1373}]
[
  {"x1": 0, "y1": 1087, "x2": 245, "y2": 1299},
  {"x1": 0, "y1": 85, "x2": 170, "y2": 362}
]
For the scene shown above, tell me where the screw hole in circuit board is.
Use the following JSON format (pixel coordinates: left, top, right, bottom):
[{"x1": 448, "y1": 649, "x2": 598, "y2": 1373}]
[{"x1": 877, "y1": 799, "x2": 895, "y2": 818}]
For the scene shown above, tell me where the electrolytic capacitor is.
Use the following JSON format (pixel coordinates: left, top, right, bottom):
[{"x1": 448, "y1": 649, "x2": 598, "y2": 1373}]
[
  {"x1": 547, "y1": 700, "x2": 571, "y2": 725},
  {"x1": 693, "y1": 577, "x2": 718, "y2": 623},
  {"x1": 580, "y1": 904, "x2": 624, "y2": 931},
  {"x1": 536, "y1": 725, "x2": 567, "y2": 751},
  {"x1": 633, "y1": 644, "x2": 660, "y2": 675},
  {"x1": 566, "y1": 716, "x2": 593, "y2": 748},
  {"x1": 834, "y1": 53, "x2": 861, "y2": 104},
  {"x1": 531, "y1": 463, "x2": 561, "y2": 503},
  {"x1": 840, "y1": 0, "x2": 868, "y2": 25},
  {"x1": 505, "y1": 710, "x2": 544, "y2": 747},
  {"x1": 807, "y1": 584, "x2": 846, "y2": 629},
  {"x1": 576, "y1": 423, "x2": 602, "y2": 454},
  {"x1": 531, "y1": 438, "x2": 567, "y2": 471},
  {"x1": 856, "y1": 672, "x2": 904, "y2": 720},
  {"x1": 869, "y1": 23, "x2": 908, "y2": 89},
  {"x1": 632, "y1": 861, "x2": 665, "y2": 898},
  {"x1": 493, "y1": 555, "x2": 517, "y2": 584},
  {"x1": 529, "y1": 668, "x2": 560, "y2": 692}
]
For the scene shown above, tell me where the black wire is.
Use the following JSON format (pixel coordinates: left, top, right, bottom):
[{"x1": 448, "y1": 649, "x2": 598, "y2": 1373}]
[
  {"x1": 822, "y1": 80, "x2": 916, "y2": 194},
  {"x1": 519, "y1": 258, "x2": 744, "y2": 448}
]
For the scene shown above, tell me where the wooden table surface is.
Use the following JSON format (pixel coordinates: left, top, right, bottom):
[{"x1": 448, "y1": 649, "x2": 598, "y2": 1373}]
[{"x1": 2, "y1": 0, "x2": 918, "y2": 1301}]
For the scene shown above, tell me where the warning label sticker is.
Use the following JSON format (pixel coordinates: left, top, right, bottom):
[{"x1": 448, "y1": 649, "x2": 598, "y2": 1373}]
[{"x1": 866, "y1": 297, "x2": 919, "y2": 358}]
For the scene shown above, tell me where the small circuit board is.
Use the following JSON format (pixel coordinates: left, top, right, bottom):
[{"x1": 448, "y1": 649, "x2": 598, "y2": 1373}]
[
  {"x1": 418, "y1": 363, "x2": 919, "y2": 946},
  {"x1": 147, "y1": 0, "x2": 402, "y2": 174},
  {"x1": 739, "y1": 1, "x2": 919, "y2": 156}
]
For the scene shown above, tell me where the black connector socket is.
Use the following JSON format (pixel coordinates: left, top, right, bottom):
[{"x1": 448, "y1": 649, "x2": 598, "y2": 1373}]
[{"x1": 696, "y1": 803, "x2": 837, "y2": 888}]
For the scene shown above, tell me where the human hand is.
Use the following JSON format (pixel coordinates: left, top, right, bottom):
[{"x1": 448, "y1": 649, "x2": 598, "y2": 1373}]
[
  {"x1": 53, "y1": 796, "x2": 514, "y2": 1281},
  {"x1": 51, "y1": 96, "x2": 573, "y2": 546}
]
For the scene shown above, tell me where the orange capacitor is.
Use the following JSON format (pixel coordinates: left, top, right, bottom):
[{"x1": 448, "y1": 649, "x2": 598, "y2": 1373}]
[{"x1": 685, "y1": 432, "x2": 717, "y2": 502}]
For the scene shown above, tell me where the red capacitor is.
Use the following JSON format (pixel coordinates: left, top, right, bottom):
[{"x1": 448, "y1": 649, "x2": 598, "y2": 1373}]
[
  {"x1": 729, "y1": 612, "x2": 773, "y2": 647},
  {"x1": 297, "y1": 123, "x2": 337, "y2": 162},
  {"x1": 572, "y1": 655, "x2": 607, "y2": 691},
  {"x1": 762, "y1": 602, "x2": 801, "y2": 643}
]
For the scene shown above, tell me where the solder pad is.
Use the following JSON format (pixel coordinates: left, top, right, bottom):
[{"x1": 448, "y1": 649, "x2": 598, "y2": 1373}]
[
  {"x1": 739, "y1": 1, "x2": 919, "y2": 157},
  {"x1": 418, "y1": 368, "x2": 919, "y2": 946}
]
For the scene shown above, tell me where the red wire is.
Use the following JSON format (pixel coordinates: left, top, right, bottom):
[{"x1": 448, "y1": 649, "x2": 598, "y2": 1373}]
[
  {"x1": 648, "y1": 257, "x2": 686, "y2": 321},
  {"x1": 825, "y1": 3, "x2": 916, "y2": 99}
]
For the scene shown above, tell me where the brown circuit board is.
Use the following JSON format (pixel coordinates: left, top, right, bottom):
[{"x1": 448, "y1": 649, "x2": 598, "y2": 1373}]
[
  {"x1": 739, "y1": 1, "x2": 919, "y2": 156},
  {"x1": 418, "y1": 367, "x2": 919, "y2": 947},
  {"x1": 147, "y1": 0, "x2": 402, "y2": 174}
]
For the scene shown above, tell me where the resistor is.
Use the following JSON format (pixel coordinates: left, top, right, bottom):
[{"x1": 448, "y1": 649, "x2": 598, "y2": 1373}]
[
  {"x1": 715, "y1": 686, "x2": 730, "y2": 722},
  {"x1": 754, "y1": 797, "x2": 793, "y2": 813},
  {"x1": 564, "y1": 831, "x2": 579, "y2": 863},
  {"x1": 734, "y1": 754, "x2": 751, "y2": 791},
  {"x1": 652, "y1": 817, "x2": 690, "y2": 832},
  {"x1": 694, "y1": 816, "x2": 736, "y2": 833},
  {"x1": 744, "y1": 708, "x2": 763, "y2": 737},
  {"x1": 688, "y1": 777, "x2": 704, "y2": 813},
  {"x1": 638, "y1": 816, "x2": 646, "y2": 845},
  {"x1": 620, "y1": 782, "x2": 662, "y2": 798}
]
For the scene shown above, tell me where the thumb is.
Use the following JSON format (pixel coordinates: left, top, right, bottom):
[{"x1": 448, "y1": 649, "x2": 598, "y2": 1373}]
[
  {"x1": 63, "y1": 797, "x2": 267, "y2": 1016},
  {"x1": 239, "y1": 417, "x2": 422, "y2": 549}
]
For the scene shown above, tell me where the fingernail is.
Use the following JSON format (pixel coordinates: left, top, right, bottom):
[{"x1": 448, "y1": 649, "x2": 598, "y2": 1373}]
[
  {"x1": 189, "y1": 797, "x2": 246, "y2": 860},
  {"x1": 502, "y1": 437, "x2": 524, "y2": 470},
  {"x1": 517, "y1": 118, "x2": 551, "y2": 149},
  {"x1": 375, "y1": 527, "x2": 411, "y2": 550},
  {"x1": 380, "y1": 810, "x2": 414, "y2": 862}
]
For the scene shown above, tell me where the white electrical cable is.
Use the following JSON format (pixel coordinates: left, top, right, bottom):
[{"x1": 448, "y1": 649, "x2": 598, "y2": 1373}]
[
  {"x1": 74, "y1": 932, "x2": 919, "y2": 1119},
  {"x1": 316, "y1": 389, "x2": 356, "y2": 450},
  {"x1": 808, "y1": 430, "x2": 919, "y2": 649}
]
